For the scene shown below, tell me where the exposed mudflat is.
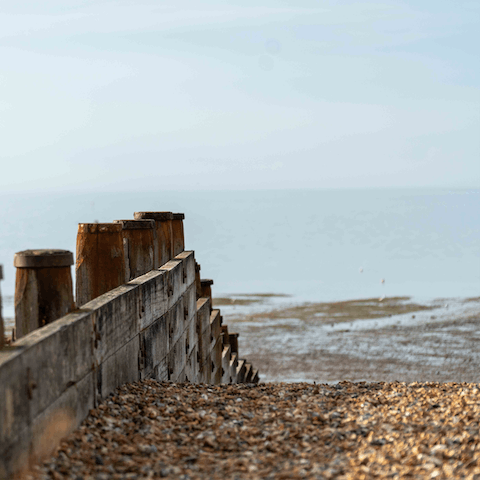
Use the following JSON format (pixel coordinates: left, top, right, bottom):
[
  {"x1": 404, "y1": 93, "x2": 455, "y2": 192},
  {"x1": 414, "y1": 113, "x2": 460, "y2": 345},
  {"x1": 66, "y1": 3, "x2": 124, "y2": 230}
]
[
  {"x1": 215, "y1": 295, "x2": 480, "y2": 384},
  {"x1": 30, "y1": 380, "x2": 480, "y2": 480}
]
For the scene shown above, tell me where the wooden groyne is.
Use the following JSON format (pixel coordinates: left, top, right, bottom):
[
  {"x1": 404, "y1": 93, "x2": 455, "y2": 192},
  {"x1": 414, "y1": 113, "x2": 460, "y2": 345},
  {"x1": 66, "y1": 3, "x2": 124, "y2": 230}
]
[{"x1": 0, "y1": 211, "x2": 259, "y2": 479}]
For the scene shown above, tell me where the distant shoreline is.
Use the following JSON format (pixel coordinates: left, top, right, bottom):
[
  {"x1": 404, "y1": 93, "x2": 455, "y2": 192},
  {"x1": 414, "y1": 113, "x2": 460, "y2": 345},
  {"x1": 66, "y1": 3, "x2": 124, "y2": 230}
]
[{"x1": 4, "y1": 293, "x2": 480, "y2": 338}]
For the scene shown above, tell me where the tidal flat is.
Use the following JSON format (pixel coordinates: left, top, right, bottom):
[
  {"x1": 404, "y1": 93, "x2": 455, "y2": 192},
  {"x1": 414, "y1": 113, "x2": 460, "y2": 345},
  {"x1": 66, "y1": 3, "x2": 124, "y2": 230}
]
[{"x1": 216, "y1": 294, "x2": 480, "y2": 384}]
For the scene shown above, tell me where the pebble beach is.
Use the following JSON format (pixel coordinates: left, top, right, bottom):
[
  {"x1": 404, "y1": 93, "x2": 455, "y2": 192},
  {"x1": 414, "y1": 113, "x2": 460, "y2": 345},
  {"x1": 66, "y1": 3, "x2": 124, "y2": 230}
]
[{"x1": 30, "y1": 379, "x2": 480, "y2": 480}]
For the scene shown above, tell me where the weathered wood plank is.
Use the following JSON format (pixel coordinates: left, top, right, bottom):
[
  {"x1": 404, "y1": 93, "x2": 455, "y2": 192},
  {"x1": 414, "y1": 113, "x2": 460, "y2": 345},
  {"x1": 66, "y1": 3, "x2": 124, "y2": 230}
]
[
  {"x1": 236, "y1": 359, "x2": 246, "y2": 384},
  {"x1": 211, "y1": 337, "x2": 223, "y2": 385},
  {"x1": 96, "y1": 336, "x2": 140, "y2": 400},
  {"x1": 244, "y1": 363, "x2": 253, "y2": 383},
  {"x1": 230, "y1": 353, "x2": 239, "y2": 384}
]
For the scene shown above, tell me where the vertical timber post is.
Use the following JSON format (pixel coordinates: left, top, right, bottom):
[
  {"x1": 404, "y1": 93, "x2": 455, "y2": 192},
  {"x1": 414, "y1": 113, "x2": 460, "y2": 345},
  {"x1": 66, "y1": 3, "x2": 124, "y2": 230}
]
[
  {"x1": 133, "y1": 212, "x2": 173, "y2": 268},
  {"x1": 113, "y1": 219, "x2": 155, "y2": 281},
  {"x1": 14, "y1": 250, "x2": 74, "y2": 339},
  {"x1": 195, "y1": 262, "x2": 202, "y2": 299},
  {"x1": 0, "y1": 265, "x2": 4, "y2": 348},
  {"x1": 171, "y1": 213, "x2": 185, "y2": 257},
  {"x1": 76, "y1": 223, "x2": 125, "y2": 307},
  {"x1": 200, "y1": 279, "x2": 214, "y2": 311}
]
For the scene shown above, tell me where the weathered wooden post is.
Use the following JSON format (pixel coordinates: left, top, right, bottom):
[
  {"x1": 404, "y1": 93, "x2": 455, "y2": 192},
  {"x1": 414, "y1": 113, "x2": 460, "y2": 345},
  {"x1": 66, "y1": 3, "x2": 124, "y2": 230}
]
[
  {"x1": 228, "y1": 333, "x2": 239, "y2": 354},
  {"x1": 195, "y1": 262, "x2": 202, "y2": 299},
  {"x1": 76, "y1": 223, "x2": 125, "y2": 307},
  {"x1": 171, "y1": 213, "x2": 185, "y2": 257},
  {"x1": 0, "y1": 265, "x2": 4, "y2": 348},
  {"x1": 200, "y1": 278, "x2": 214, "y2": 313},
  {"x1": 14, "y1": 250, "x2": 74, "y2": 339},
  {"x1": 200, "y1": 279, "x2": 213, "y2": 302},
  {"x1": 133, "y1": 212, "x2": 173, "y2": 267},
  {"x1": 113, "y1": 219, "x2": 155, "y2": 281}
]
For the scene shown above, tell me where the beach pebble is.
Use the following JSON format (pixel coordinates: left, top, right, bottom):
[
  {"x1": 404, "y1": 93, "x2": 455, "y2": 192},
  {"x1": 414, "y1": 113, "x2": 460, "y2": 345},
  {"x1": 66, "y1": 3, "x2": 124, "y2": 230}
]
[{"x1": 29, "y1": 379, "x2": 480, "y2": 479}]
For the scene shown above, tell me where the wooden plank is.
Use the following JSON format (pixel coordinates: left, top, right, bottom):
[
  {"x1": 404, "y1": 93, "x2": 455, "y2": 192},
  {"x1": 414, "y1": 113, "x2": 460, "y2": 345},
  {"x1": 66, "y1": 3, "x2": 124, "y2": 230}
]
[
  {"x1": 168, "y1": 331, "x2": 187, "y2": 382},
  {"x1": 185, "y1": 344, "x2": 199, "y2": 383},
  {"x1": 139, "y1": 312, "x2": 169, "y2": 379},
  {"x1": 196, "y1": 298, "x2": 210, "y2": 334},
  {"x1": 132, "y1": 269, "x2": 168, "y2": 331},
  {"x1": 96, "y1": 336, "x2": 139, "y2": 400},
  {"x1": 236, "y1": 359, "x2": 246, "y2": 383},
  {"x1": 209, "y1": 309, "x2": 221, "y2": 351},
  {"x1": 159, "y1": 251, "x2": 195, "y2": 310},
  {"x1": 174, "y1": 251, "x2": 196, "y2": 288},
  {"x1": 184, "y1": 311, "x2": 197, "y2": 360},
  {"x1": 230, "y1": 352, "x2": 238, "y2": 384},
  {"x1": 228, "y1": 333, "x2": 239, "y2": 354},
  {"x1": 211, "y1": 337, "x2": 223, "y2": 385},
  {"x1": 1, "y1": 308, "x2": 95, "y2": 438},
  {"x1": 30, "y1": 371, "x2": 95, "y2": 467},
  {"x1": 200, "y1": 354, "x2": 212, "y2": 384},
  {"x1": 154, "y1": 357, "x2": 169, "y2": 382},
  {"x1": 244, "y1": 363, "x2": 253, "y2": 383},
  {"x1": 221, "y1": 345, "x2": 232, "y2": 384},
  {"x1": 91, "y1": 284, "x2": 141, "y2": 367}
]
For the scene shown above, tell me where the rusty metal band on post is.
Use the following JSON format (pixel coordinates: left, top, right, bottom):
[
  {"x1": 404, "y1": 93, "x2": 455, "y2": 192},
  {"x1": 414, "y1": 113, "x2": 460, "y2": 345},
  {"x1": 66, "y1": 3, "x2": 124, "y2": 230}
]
[
  {"x1": 113, "y1": 219, "x2": 156, "y2": 281},
  {"x1": 133, "y1": 211, "x2": 173, "y2": 268},
  {"x1": 75, "y1": 223, "x2": 125, "y2": 307},
  {"x1": 171, "y1": 213, "x2": 185, "y2": 257},
  {"x1": 14, "y1": 249, "x2": 75, "y2": 339}
]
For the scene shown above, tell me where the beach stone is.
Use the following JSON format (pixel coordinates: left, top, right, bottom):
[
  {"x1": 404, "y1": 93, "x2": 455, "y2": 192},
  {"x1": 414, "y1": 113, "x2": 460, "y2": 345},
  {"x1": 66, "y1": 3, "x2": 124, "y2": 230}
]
[{"x1": 27, "y1": 379, "x2": 480, "y2": 479}]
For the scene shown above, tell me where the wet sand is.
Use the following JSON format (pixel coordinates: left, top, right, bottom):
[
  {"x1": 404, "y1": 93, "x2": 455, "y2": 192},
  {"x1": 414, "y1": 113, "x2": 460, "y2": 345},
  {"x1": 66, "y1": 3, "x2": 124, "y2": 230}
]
[{"x1": 215, "y1": 295, "x2": 480, "y2": 384}]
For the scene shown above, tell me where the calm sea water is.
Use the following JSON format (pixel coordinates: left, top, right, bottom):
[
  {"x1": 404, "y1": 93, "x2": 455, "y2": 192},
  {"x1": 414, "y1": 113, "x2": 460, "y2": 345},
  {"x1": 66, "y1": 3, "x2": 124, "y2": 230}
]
[{"x1": 0, "y1": 188, "x2": 479, "y2": 320}]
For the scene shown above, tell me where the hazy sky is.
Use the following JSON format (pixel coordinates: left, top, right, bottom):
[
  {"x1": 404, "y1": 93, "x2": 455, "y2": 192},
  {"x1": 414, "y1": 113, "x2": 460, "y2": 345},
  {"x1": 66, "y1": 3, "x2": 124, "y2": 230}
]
[{"x1": 1, "y1": 0, "x2": 479, "y2": 192}]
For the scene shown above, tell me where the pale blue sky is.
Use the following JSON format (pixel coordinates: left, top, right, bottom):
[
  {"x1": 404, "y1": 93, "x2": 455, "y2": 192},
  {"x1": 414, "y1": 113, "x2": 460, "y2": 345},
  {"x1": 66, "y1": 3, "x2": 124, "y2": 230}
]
[{"x1": 1, "y1": 0, "x2": 479, "y2": 192}]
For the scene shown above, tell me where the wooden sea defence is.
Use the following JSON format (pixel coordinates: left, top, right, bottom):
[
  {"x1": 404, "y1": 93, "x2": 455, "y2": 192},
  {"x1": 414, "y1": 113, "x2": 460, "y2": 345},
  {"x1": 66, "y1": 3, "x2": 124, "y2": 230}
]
[{"x1": 0, "y1": 211, "x2": 259, "y2": 479}]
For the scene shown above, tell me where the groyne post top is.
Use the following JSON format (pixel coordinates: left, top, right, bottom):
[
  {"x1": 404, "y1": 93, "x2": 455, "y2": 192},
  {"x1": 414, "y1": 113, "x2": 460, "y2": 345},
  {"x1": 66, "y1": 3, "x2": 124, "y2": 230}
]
[
  {"x1": 172, "y1": 213, "x2": 185, "y2": 257},
  {"x1": 14, "y1": 249, "x2": 74, "y2": 339},
  {"x1": 113, "y1": 219, "x2": 156, "y2": 281},
  {"x1": 133, "y1": 211, "x2": 173, "y2": 268},
  {"x1": 0, "y1": 264, "x2": 4, "y2": 349},
  {"x1": 75, "y1": 223, "x2": 125, "y2": 308}
]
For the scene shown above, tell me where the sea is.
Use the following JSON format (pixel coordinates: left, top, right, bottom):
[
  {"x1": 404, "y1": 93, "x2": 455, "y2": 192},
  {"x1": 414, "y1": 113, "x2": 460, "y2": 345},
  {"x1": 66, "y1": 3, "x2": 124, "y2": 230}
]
[{"x1": 0, "y1": 188, "x2": 479, "y2": 328}]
